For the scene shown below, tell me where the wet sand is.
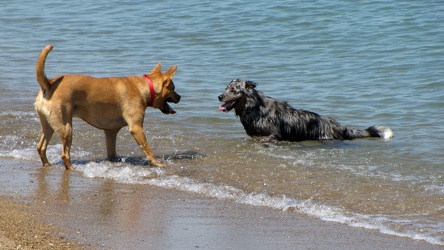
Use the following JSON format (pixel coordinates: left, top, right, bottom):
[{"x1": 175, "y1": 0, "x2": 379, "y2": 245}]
[{"x1": 0, "y1": 158, "x2": 441, "y2": 249}]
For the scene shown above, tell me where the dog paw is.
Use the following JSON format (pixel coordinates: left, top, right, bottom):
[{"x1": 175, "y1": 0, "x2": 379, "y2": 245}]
[
  {"x1": 151, "y1": 160, "x2": 166, "y2": 167},
  {"x1": 42, "y1": 163, "x2": 51, "y2": 168}
]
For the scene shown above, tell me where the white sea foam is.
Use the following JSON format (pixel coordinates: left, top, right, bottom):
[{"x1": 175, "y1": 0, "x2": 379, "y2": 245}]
[
  {"x1": 7, "y1": 148, "x2": 38, "y2": 161},
  {"x1": 0, "y1": 143, "x2": 93, "y2": 165}
]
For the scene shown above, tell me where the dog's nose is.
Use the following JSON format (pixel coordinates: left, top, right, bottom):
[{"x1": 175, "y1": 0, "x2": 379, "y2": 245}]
[
  {"x1": 175, "y1": 94, "x2": 181, "y2": 103},
  {"x1": 218, "y1": 94, "x2": 224, "y2": 101}
]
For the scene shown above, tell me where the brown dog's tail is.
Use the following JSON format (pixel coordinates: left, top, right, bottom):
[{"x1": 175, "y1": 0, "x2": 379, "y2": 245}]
[{"x1": 36, "y1": 45, "x2": 53, "y2": 92}]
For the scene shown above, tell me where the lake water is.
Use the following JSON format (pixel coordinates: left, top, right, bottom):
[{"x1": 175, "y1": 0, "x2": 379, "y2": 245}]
[{"x1": 0, "y1": 0, "x2": 443, "y2": 245}]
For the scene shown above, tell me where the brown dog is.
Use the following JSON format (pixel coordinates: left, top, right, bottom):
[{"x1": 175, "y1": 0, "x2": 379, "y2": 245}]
[{"x1": 34, "y1": 45, "x2": 181, "y2": 170}]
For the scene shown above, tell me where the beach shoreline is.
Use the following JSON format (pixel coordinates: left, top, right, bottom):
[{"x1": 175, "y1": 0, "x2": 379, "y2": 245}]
[
  {"x1": 0, "y1": 158, "x2": 441, "y2": 249},
  {"x1": 2, "y1": 1, "x2": 444, "y2": 248}
]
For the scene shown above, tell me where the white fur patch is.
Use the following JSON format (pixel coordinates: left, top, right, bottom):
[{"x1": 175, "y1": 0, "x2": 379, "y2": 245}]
[
  {"x1": 383, "y1": 128, "x2": 394, "y2": 138},
  {"x1": 34, "y1": 93, "x2": 51, "y2": 116}
]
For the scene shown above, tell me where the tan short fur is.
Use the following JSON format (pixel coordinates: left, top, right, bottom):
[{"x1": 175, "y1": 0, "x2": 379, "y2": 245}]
[{"x1": 34, "y1": 45, "x2": 181, "y2": 170}]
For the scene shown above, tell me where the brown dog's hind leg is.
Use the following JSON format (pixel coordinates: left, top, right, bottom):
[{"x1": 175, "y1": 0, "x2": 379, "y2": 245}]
[
  {"x1": 58, "y1": 122, "x2": 73, "y2": 170},
  {"x1": 37, "y1": 118, "x2": 54, "y2": 167},
  {"x1": 104, "y1": 128, "x2": 121, "y2": 161},
  {"x1": 128, "y1": 124, "x2": 164, "y2": 167},
  {"x1": 52, "y1": 107, "x2": 74, "y2": 170}
]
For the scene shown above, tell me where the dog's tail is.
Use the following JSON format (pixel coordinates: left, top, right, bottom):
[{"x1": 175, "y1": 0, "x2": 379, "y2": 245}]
[
  {"x1": 345, "y1": 125, "x2": 394, "y2": 139},
  {"x1": 36, "y1": 45, "x2": 53, "y2": 92}
]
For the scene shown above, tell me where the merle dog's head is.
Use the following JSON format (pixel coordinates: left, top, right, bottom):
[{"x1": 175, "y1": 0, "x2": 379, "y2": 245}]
[{"x1": 218, "y1": 79, "x2": 257, "y2": 112}]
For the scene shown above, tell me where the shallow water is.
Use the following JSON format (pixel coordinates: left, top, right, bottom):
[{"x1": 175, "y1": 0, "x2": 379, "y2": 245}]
[{"x1": 1, "y1": 0, "x2": 443, "y2": 245}]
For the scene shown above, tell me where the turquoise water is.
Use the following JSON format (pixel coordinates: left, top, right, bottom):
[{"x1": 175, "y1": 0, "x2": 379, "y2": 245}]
[{"x1": 1, "y1": 0, "x2": 443, "y2": 245}]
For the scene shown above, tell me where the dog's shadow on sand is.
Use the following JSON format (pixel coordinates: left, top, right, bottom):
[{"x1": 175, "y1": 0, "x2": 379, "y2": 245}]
[
  {"x1": 162, "y1": 151, "x2": 206, "y2": 161},
  {"x1": 69, "y1": 150, "x2": 206, "y2": 167}
]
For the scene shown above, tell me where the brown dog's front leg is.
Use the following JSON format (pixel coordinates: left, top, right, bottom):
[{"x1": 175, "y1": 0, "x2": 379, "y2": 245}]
[
  {"x1": 104, "y1": 128, "x2": 121, "y2": 161},
  {"x1": 129, "y1": 125, "x2": 164, "y2": 167}
]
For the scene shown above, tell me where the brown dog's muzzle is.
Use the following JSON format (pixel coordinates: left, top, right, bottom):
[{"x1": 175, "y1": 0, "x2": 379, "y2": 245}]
[
  {"x1": 161, "y1": 92, "x2": 181, "y2": 114},
  {"x1": 171, "y1": 92, "x2": 181, "y2": 103}
]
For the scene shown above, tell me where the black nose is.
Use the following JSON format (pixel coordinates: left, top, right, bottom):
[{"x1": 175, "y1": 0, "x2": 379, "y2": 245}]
[{"x1": 218, "y1": 94, "x2": 224, "y2": 101}]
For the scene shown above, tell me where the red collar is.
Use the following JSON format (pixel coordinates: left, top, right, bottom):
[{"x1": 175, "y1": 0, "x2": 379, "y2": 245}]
[{"x1": 143, "y1": 74, "x2": 155, "y2": 107}]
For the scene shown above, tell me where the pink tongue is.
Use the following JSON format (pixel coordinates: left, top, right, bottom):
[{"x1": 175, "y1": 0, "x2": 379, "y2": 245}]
[
  {"x1": 219, "y1": 101, "x2": 232, "y2": 111},
  {"x1": 167, "y1": 103, "x2": 176, "y2": 114}
]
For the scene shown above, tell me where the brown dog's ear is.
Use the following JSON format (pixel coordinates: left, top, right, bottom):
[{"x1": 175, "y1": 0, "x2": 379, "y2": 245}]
[
  {"x1": 150, "y1": 63, "x2": 162, "y2": 75},
  {"x1": 164, "y1": 65, "x2": 177, "y2": 78}
]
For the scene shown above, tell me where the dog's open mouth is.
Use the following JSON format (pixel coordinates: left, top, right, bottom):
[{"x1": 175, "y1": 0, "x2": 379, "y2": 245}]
[
  {"x1": 219, "y1": 100, "x2": 237, "y2": 112},
  {"x1": 164, "y1": 102, "x2": 176, "y2": 114},
  {"x1": 161, "y1": 97, "x2": 177, "y2": 114}
]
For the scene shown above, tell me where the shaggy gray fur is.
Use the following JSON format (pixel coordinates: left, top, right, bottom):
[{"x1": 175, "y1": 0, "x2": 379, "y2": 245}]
[{"x1": 218, "y1": 79, "x2": 393, "y2": 142}]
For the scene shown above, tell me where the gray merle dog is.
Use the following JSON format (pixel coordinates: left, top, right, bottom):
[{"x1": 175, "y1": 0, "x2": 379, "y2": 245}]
[{"x1": 218, "y1": 79, "x2": 393, "y2": 142}]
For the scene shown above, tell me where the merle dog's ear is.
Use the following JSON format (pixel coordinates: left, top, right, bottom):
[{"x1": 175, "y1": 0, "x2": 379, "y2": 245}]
[{"x1": 244, "y1": 80, "x2": 257, "y2": 89}]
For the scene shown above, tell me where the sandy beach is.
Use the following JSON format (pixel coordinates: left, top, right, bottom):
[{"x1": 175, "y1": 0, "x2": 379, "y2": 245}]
[{"x1": 0, "y1": 158, "x2": 441, "y2": 249}]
